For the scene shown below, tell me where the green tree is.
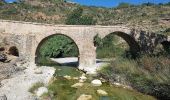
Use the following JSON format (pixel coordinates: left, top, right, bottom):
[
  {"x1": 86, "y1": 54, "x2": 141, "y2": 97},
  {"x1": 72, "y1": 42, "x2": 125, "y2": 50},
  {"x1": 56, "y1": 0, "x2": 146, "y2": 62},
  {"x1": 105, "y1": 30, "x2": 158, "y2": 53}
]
[
  {"x1": 117, "y1": 2, "x2": 132, "y2": 8},
  {"x1": 66, "y1": 7, "x2": 96, "y2": 25},
  {"x1": 0, "y1": 0, "x2": 5, "y2": 6},
  {"x1": 39, "y1": 35, "x2": 79, "y2": 58}
]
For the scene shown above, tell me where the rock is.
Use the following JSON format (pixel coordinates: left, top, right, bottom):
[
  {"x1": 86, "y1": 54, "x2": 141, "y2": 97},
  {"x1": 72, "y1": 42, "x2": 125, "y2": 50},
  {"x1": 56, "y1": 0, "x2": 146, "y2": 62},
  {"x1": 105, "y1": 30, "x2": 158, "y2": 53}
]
[
  {"x1": 0, "y1": 53, "x2": 7, "y2": 62},
  {"x1": 77, "y1": 94, "x2": 92, "y2": 100},
  {"x1": 80, "y1": 75, "x2": 87, "y2": 80},
  {"x1": 36, "y1": 87, "x2": 48, "y2": 97},
  {"x1": 64, "y1": 75, "x2": 71, "y2": 80},
  {"x1": 0, "y1": 94, "x2": 7, "y2": 100},
  {"x1": 73, "y1": 77, "x2": 79, "y2": 80},
  {"x1": 79, "y1": 79, "x2": 85, "y2": 83},
  {"x1": 97, "y1": 89, "x2": 108, "y2": 96},
  {"x1": 71, "y1": 83, "x2": 83, "y2": 88},
  {"x1": 113, "y1": 82, "x2": 121, "y2": 86},
  {"x1": 34, "y1": 69, "x2": 43, "y2": 74},
  {"x1": 91, "y1": 79, "x2": 102, "y2": 86}
]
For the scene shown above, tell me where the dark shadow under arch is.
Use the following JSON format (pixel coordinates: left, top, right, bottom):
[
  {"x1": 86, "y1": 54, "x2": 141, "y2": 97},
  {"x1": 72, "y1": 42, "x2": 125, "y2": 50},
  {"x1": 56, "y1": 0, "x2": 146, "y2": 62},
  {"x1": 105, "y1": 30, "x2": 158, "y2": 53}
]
[
  {"x1": 8, "y1": 46, "x2": 19, "y2": 56},
  {"x1": 161, "y1": 41, "x2": 170, "y2": 54},
  {"x1": 35, "y1": 33, "x2": 80, "y2": 67}
]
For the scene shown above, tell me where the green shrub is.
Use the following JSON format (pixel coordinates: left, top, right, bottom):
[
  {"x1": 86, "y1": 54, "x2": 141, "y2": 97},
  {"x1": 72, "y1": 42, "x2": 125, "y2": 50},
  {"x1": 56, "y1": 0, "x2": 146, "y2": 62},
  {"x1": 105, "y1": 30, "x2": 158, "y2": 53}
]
[
  {"x1": 117, "y1": 2, "x2": 133, "y2": 8},
  {"x1": 29, "y1": 82, "x2": 44, "y2": 93},
  {"x1": 66, "y1": 7, "x2": 96, "y2": 25},
  {"x1": 98, "y1": 55, "x2": 170, "y2": 99},
  {"x1": 96, "y1": 34, "x2": 125, "y2": 58}
]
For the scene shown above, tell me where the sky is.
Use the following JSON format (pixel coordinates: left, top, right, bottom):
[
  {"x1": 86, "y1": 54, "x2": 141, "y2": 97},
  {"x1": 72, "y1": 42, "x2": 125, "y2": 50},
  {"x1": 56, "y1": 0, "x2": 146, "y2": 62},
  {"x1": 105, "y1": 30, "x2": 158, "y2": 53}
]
[{"x1": 5, "y1": 0, "x2": 170, "y2": 7}]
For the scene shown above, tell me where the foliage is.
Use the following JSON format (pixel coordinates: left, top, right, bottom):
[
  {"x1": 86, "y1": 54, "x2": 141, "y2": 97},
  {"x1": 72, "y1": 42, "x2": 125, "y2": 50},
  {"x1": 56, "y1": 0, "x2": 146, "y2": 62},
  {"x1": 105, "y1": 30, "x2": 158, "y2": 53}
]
[
  {"x1": 117, "y1": 2, "x2": 133, "y2": 8},
  {"x1": 38, "y1": 35, "x2": 79, "y2": 58},
  {"x1": 28, "y1": 82, "x2": 44, "y2": 93},
  {"x1": 98, "y1": 55, "x2": 170, "y2": 99},
  {"x1": 142, "y1": 2, "x2": 155, "y2": 6},
  {"x1": 0, "y1": 0, "x2": 5, "y2": 6},
  {"x1": 65, "y1": 7, "x2": 96, "y2": 25},
  {"x1": 41, "y1": 66, "x2": 155, "y2": 100},
  {"x1": 93, "y1": 34, "x2": 102, "y2": 47},
  {"x1": 96, "y1": 34, "x2": 126, "y2": 58}
]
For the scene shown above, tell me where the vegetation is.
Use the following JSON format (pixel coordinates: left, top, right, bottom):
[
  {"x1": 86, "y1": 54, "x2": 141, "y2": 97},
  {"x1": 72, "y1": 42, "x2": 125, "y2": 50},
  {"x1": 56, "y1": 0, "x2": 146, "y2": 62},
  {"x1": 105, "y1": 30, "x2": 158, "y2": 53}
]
[
  {"x1": 38, "y1": 35, "x2": 78, "y2": 58},
  {"x1": 66, "y1": 7, "x2": 96, "y2": 25},
  {"x1": 36, "y1": 35, "x2": 79, "y2": 65},
  {"x1": 95, "y1": 34, "x2": 127, "y2": 58},
  {"x1": 41, "y1": 66, "x2": 155, "y2": 100},
  {"x1": 29, "y1": 82, "x2": 44, "y2": 93},
  {"x1": 98, "y1": 55, "x2": 170, "y2": 99}
]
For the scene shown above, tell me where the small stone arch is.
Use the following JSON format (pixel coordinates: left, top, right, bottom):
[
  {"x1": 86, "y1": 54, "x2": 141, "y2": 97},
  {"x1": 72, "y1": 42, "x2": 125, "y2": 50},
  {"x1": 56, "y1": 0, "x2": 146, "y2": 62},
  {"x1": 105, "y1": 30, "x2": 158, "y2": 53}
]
[
  {"x1": 8, "y1": 46, "x2": 19, "y2": 56},
  {"x1": 35, "y1": 33, "x2": 80, "y2": 65}
]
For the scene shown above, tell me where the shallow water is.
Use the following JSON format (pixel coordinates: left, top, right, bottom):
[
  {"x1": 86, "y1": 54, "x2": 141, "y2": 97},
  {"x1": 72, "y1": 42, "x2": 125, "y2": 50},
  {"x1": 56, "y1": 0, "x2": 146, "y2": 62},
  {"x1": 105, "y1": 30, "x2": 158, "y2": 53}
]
[{"x1": 42, "y1": 66, "x2": 156, "y2": 100}]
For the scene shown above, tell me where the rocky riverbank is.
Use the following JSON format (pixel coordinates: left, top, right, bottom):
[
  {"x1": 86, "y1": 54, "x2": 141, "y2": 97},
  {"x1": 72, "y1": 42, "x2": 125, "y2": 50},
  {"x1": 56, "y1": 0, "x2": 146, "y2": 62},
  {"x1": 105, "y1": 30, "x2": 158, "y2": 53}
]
[{"x1": 0, "y1": 61, "x2": 55, "y2": 100}]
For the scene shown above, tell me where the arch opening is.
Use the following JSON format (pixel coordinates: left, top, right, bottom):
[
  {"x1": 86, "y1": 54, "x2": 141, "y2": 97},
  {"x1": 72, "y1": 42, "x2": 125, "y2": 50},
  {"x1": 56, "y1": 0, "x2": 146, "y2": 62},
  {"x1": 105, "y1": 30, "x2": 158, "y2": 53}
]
[
  {"x1": 8, "y1": 46, "x2": 19, "y2": 57},
  {"x1": 35, "y1": 34, "x2": 80, "y2": 67},
  {"x1": 95, "y1": 31, "x2": 140, "y2": 59},
  {"x1": 161, "y1": 41, "x2": 170, "y2": 55}
]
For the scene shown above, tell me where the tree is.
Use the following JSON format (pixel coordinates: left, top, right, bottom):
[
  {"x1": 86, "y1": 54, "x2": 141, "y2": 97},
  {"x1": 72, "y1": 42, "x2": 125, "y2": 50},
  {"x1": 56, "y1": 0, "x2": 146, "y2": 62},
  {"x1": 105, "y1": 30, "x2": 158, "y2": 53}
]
[
  {"x1": 0, "y1": 0, "x2": 5, "y2": 6},
  {"x1": 66, "y1": 7, "x2": 96, "y2": 25},
  {"x1": 117, "y1": 2, "x2": 132, "y2": 8},
  {"x1": 142, "y1": 2, "x2": 155, "y2": 6},
  {"x1": 39, "y1": 35, "x2": 79, "y2": 58},
  {"x1": 66, "y1": 7, "x2": 83, "y2": 25}
]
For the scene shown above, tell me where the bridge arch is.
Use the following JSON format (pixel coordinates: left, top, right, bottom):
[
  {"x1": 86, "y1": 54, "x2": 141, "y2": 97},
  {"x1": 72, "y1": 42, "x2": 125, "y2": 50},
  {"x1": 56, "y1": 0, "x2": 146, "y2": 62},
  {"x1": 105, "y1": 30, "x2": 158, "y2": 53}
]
[
  {"x1": 35, "y1": 33, "x2": 80, "y2": 66},
  {"x1": 8, "y1": 46, "x2": 19, "y2": 56},
  {"x1": 97, "y1": 31, "x2": 140, "y2": 57}
]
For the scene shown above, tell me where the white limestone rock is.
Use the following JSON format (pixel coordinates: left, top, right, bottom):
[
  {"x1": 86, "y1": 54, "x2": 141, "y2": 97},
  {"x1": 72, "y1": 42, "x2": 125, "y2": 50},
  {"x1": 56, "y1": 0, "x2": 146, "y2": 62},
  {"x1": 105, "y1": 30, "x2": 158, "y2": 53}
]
[
  {"x1": 91, "y1": 79, "x2": 102, "y2": 86},
  {"x1": 80, "y1": 75, "x2": 87, "y2": 80},
  {"x1": 36, "y1": 87, "x2": 48, "y2": 97},
  {"x1": 64, "y1": 75, "x2": 71, "y2": 80},
  {"x1": 77, "y1": 94, "x2": 92, "y2": 100},
  {"x1": 97, "y1": 89, "x2": 108, "y2": 96},
  {"x1": 71, "y1": 83, "x2": 84, "y2": 88}
]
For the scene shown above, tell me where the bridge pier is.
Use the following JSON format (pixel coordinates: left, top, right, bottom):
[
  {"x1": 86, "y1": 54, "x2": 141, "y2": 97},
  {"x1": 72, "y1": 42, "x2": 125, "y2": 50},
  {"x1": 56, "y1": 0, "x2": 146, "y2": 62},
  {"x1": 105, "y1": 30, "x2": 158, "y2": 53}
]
[{"x1": 78, "y1": 39, "x2": 97, "y2": 74}]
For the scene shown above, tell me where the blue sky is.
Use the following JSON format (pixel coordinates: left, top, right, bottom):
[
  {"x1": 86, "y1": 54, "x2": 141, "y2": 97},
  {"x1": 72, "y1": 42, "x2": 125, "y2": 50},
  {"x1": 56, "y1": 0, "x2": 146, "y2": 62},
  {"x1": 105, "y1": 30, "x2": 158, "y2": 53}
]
[{"x1": 5, "y1": 0, "x2": 170, "y2": 7}]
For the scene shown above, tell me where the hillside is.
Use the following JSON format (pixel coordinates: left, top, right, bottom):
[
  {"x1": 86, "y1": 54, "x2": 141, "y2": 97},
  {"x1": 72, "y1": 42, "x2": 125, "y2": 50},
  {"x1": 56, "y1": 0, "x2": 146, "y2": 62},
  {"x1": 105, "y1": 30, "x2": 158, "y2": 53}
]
[{"x1": 0, "y1": 0, "x2": 170, "y2": 34}]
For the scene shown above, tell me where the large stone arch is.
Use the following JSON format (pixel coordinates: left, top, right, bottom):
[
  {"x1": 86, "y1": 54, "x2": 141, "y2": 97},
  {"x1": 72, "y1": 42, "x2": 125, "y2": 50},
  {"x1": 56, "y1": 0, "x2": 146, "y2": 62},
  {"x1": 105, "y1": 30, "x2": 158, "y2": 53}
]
[
  {"x1": 95, "y1": 27, "x2": 140, "y2": 57},
  {"x1": 103, "y1": 31, "x2": 140, "y2": 55},
  {"x1": 34, "y1": 33, "x2": 80, "y2": 65}
]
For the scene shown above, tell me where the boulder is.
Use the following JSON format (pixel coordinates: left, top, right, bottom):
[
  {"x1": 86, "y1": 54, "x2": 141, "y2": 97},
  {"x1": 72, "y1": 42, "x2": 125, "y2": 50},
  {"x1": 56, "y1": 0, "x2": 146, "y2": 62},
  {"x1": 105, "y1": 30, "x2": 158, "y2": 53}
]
[
  {"x1": 91, "y1": 79, "x2": 102, "y2": 86},
  {"x1": 80, "y1": 75, "x2": 87, "y2": 80},
  {"x1": 64, "y1": 75, "x2": 71, "y2": 80},
  {"x1": 77, "y1": 94, "x2": 92, "y2": 100},
  {"x1": 71, "y1": 83, "x2": 83, "y2": 88},
  {"x1": 97, "y1": 89, "x2": 108, "y2": 96},
  {"x1": 36, "y1": 87, "x2": 48, "y2": 97}
]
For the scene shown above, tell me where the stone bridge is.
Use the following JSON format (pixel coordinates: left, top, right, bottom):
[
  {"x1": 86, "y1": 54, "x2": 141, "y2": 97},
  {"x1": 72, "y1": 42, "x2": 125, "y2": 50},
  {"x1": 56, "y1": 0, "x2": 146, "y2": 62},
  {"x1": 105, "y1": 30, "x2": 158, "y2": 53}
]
[{"x1": 0, "y1": 20, "x2": 169, "y2": 73}]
